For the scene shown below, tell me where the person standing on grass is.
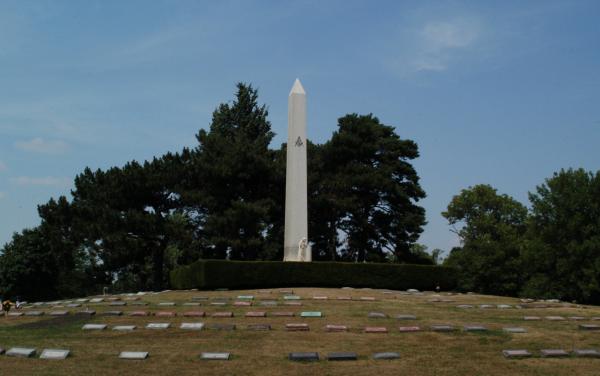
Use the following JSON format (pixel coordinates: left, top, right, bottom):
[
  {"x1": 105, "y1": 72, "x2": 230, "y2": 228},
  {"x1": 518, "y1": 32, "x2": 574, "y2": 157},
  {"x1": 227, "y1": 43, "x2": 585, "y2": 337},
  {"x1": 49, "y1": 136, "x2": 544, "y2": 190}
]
[{"x1": 2, "y1": 299, "x2": 12, "y2": 316}]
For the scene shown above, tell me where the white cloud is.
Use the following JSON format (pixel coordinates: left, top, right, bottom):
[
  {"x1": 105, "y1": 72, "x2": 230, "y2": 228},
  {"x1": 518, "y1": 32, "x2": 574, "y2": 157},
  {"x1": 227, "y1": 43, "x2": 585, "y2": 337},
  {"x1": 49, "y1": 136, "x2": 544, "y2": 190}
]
[
  {"x1": 388, "y1": 16, "x2": 483, "y2": 75},
  {"x1": 9, "y1": 176, "x2": 71, "y2": 187},
  {"x1": 14, "y1": 137, "x2": 69, "y2": 154},
  {"x1": 0, "y1": 161, "x2": 6, "y2": 172},
  {"x1": 412, "y1": 18, "x2": 481, "y2": 72}
]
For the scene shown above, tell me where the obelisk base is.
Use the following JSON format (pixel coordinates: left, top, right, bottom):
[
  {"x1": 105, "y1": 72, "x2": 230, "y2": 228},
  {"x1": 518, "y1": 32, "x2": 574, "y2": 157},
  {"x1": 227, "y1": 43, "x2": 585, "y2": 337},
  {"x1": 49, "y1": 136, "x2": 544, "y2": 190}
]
[{"x1": 283, "y1": 246, "x2": 312, "y2": 262}]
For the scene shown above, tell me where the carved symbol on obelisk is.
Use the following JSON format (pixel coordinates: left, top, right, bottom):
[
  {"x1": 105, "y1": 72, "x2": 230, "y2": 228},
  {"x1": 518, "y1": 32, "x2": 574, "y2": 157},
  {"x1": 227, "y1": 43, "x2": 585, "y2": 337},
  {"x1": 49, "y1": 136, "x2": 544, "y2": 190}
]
[{"x1": 295, "y1": 136, "x2": 303, "y2": 147}]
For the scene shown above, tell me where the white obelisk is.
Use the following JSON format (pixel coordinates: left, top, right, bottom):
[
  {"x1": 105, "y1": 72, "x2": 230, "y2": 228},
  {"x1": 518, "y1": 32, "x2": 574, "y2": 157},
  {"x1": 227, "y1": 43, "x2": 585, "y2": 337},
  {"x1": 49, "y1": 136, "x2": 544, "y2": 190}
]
[{"x1": 284, "y1": 79, "x2": 311, "y2": 262}]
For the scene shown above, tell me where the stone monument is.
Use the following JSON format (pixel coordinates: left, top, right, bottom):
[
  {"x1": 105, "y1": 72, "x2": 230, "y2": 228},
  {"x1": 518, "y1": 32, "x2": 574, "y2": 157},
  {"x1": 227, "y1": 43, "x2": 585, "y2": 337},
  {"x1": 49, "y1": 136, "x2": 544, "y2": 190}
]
[{"x1": 283, "y1": 79, "x2": 311, "y2": 262}]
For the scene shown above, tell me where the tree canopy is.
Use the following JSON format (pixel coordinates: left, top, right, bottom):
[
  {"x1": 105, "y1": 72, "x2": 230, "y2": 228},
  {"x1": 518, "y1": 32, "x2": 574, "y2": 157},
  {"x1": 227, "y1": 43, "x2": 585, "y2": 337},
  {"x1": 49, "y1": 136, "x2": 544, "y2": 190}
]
[{"x1": 0, "y1": 83, "x2": 428, "y2": 300}]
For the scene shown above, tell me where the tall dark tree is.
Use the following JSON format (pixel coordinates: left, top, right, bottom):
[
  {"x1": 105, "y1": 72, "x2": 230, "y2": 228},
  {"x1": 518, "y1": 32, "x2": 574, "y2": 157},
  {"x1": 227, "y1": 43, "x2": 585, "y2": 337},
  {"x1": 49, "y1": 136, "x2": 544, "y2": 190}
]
[
  {"x1": 184, "y1": 83, "x2": 280, "y2": 261},
  {"x1": 313, "y1": 114, "x2": 426, "y2": 262},
  {"x1": 522, "y1": 168, "x2": 600, "y2": 302},
  {"x1": 443, "y1": 184, "x2": 528, "y2": 295},
  {"x1": 72, "y1": 152, "x2": 191, "y2": 290}
]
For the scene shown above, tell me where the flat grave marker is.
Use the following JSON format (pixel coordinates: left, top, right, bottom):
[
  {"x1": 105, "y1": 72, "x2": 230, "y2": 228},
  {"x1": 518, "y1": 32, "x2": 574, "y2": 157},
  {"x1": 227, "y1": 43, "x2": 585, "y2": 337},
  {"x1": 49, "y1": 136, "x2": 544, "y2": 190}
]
[
  {"x1": 237, "y1": 295, "x2": 254, "y2": 300},
  {"x1": 399, "y1": 326, "x2": 422, "y2": 333},
  {"x1": 272, "y1": 311, "x2": 294, "y2": 317},
  {"x1": 574, "y1": 349, "x2": 600, "y2": 358},
  {"x1": 40, "y1": 349, "x2": 70, "y2": 360},
  {"x1": 119, "y1": 351, "x2": 148, "y2": 360},
  {"x1": 245, "y1": 311, "x2": 266, "y2": 318},
  {"x1": 8, "y1": 312, "x2": 24, "y2": 317},
  {"x1": 82, "y1": 324, "x2": 107, "y2": 330},
  {"x1": 300, "y1": 311, "x2": 322, "y2": 318},
  {"x1": 503, "y1": 327, "x2": 527, "y2": 333},
  {"x1": 89, "y1": 298, "x2": 103, "y2": 303},
  {"x1": 327, "y1": 352, "x2": 357, "y2": 361},
  {"x1": 286, "y1": 323, "x2": 309, "y2": 331},
  {"x1": 183, "y1": 302, "x2": 201, "y2": 306},
  {"x1": 129, "y1": 311, "x2": 149, "y2": 317},
  {"x1": 373, "y1": 352, "x2": 400, "y2": 360},
  {"x1": 155, "y1": 311, "x2": 176, "y2": 317},
  {"x1": 545, "y1": 316, "x2": 566, "y2": 321},
  {"x1": 394, "y1": 314, "x2": 417, "y2": 320},
  {"x1": 113, "y1": 325, "x2": 136, "y2": 331},
  {"x1": 368, "y1": 312, "x2": 386, "y2": 318},
  {"x1": 158, "y1": 302, "x2": 175, "y2": 306},
  {"x1": 49, "y1": 310, "x2": 69, "y2": 316},
  {"x1": 183, "y1": 311, "x2": 205, "y2": 317},
  {"x1": 503, "y1": 349, "x2": 532, "y2": 359},
  {"x1": 325, "y1": 324, "x2": 348, "y2": 332},
  {"x1": 25, "y1": 311, "x2": 44, "y2": 316},
  {"x1": 146, "y1": 323, "x2": 170, "y2": 330},
  {"x1": 464, "y1": 325, "x2": 488, "y2": 332},
  {"x1": 284, "y1": 302, "x2": 302, "y2": 306},
  {"x1": 200, "y1": 352, "x2": 231, "y2": 360},
  {"x1": 260, "y1": 301, "x2": 277, "y2": 306},
  {"x1": 76, "y1": 310, "x2": 96, "y2": 316},
  {"x1": 283, "y1": 295, "x2": 301, "y2": 300},
  {"x1": 579, "y1": 324, "x2": 600, "y2": 331},
  {"x1": 234, "y1": 301, "x2": 252, "y2": 307},
  {"x1": 211, "y1": 311, "x2": 234, "y2": 318},
  {"x1": 289, "y1": 352, "x2": 319, "y2": 361},
  {"x1": 541, "y1": 349, "x2": 570, "y2": 358},
  {"x1": 6, "y1": 348, "x2": 36, "y2": 358},
  {"x1": 180, "y1": 323, "x2": 204, "y2": 330},
  {"x1": 104, "y1": 311, "x2": 123, "y2": 316},
  {"x1": 110, "y1": 301, "x2": 126, "y2": 306},
  {"x1": 524, "y1": 316, "x2": 541, "y2": 321}
]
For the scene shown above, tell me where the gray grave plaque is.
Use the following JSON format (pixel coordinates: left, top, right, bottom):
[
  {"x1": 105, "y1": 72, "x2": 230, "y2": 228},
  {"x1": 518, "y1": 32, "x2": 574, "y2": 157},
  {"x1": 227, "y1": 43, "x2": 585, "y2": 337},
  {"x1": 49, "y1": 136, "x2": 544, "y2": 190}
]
[
  {"x1": 200, "y1": 352, "x2": 230, "y2": 360},
  {"x1": 541, "y1": 349, "x2": 569, "y2": 357},
  {"x1": 6, "y1": 347, "x2": 36, "y2": 358},
  {"x1": 180, "y1": 323, "x2": 204, "y2": 330},
  {"x1": 574, "y1": 349, "x2": 600, "y2": 358},
  {"x1": 158, "y1": 302, "x2": 175, "y2": 306},
  {"x1": 456, "y1": 305, "x2": 474, "y2": 309},
  {"x1": 394, "y1": 314, "x2": 416, "y2": 320},
  {"x1": 479, "y1": 304, "x2": 494, "y2": 309},
  {"x1": 40, "y1": 349, "x2": 70, "y2": 359},
  {"x1": 497, "y1": 304, "x2": 512, "y2": 309},
  {"x1": 545, "y1": 316, "x2": 565, "y2": 321},
  {"x1": 431, "y1": 325, "x2": 455, "y2": 332},
  {"x1": 464, "y1": 325, "x2": 487, "y2": 332},
  {"x1": 580, "y1": 324, "x2": 600, "y2": 330},
  {"x1": 89, "y1": 298, "x2": 103, "y2": 303},
  {"x1": 325, "y1": 324, "x2": 348, "y2": 332},
  {"x1": 110, "y1": 301, "x2": 126, "y2": 306},
  {"x1": 283, "y1": 295, "x2": 301, "y2": 300},
  {"x1": 503, "y1": 327, "x2": 527, "y2": 333},
  {"x1": 503, "y1": 349, "x2": 532, "y2": 359},
  {"x1": 373, "y1": 352, "x2": 400, "y2": 360},
  {"x1": 49, "y1": 310, "x2": 69, "y2": 316},
  {"x1": 119, "y1": 351, "x2": 148, "y2": 360},
  {"x1": 237, "y1": 295, "x2": 254, "y2": 300},
  {"x1": 289, "y1": 352, "x2": 319, "y2": 361},
  {"x1": 183, "y1": 302, "x2": 201, "y2": 306},
  {"x1": 146, "y1": 323, "x2": 170, "y2": 329},
  {"x1": 113, "y1": 325, "x2": 136, "y2": 331},
  {"x1": 104, "y1": 311, "x2": 123, "y2": 316},
  {"x1": 82, "y1": 324, "x2": 107, "y2": 330},
  {"x1": 67, "y1": 303, "x2": 82, "y2": 308},
  {"x1": 368, "y1": 312, "x2": 386, "y2": 318},
  {"x1": 327, "y1": 352, "x2": 357, "y2": 361},
  {"x1": 76, "y1": 310, "x2": 96, "y2": 316},
  {"x1": 524, "y1": 316, "x2": 541, "y2": 321},
  {"x1": 25, "y1": 311, "x2": 44, "y2": 316}
]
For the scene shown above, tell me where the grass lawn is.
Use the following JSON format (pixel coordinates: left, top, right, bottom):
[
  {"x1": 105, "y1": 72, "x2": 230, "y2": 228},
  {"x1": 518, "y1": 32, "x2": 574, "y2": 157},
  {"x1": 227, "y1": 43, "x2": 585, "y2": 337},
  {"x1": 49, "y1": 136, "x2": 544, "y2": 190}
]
[{"x1": 1, "y1": 287, "x2": 600, "y2": 375}]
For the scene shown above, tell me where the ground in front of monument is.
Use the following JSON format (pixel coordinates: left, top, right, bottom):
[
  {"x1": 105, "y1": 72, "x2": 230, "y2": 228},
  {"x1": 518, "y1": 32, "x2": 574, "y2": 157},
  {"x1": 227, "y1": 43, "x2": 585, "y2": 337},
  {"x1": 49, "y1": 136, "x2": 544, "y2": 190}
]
[{"x1": 1, "y1": 287, "x2": 600, "y2": 376}]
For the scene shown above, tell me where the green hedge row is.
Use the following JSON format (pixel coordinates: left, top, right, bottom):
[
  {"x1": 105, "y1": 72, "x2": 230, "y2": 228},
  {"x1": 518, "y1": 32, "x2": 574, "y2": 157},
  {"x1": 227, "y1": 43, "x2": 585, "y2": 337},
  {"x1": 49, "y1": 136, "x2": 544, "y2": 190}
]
[{"x1": 170, "y1": 260, "x2": 457, "y2": 291}]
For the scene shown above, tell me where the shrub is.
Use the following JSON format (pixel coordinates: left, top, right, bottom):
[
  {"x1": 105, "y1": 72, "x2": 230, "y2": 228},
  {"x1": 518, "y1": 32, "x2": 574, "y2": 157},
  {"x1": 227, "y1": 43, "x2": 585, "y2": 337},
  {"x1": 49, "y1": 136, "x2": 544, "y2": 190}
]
[{"x1": 170, "y1": 260, "x2": 457, "y2": 291}]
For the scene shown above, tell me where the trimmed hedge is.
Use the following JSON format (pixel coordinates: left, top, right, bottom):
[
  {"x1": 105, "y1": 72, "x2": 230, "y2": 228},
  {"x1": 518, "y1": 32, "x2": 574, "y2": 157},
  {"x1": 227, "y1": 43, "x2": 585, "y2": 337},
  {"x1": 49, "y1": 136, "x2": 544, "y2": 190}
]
[{"x1": 170, "y1": 260, "x2": 457, "y2": 291}]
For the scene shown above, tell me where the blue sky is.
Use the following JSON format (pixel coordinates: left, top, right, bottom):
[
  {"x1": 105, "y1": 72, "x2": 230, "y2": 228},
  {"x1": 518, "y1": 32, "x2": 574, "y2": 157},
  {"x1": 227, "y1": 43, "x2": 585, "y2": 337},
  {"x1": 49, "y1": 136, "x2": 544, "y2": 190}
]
[{"x1": 1, "y1": 0, "x2": 599, "y2": 255}]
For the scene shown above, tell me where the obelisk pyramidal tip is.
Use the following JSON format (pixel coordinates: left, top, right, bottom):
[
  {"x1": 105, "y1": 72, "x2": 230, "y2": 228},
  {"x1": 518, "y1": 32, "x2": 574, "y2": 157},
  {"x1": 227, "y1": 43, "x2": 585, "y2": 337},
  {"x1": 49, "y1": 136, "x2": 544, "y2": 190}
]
[{"x1": 284, "y1": 78, "x2": 311, "y2": 262}]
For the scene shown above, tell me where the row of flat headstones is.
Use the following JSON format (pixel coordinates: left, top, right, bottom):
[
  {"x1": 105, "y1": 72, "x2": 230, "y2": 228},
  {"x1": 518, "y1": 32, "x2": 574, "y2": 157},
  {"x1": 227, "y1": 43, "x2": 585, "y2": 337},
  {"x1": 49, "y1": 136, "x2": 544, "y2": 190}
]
[
  {"x1": 5, "y1": 347, "x2": 599, "y2": 360},
  {"x1": 80, "y1": 323, "x2": 535, "y2": 333}
]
